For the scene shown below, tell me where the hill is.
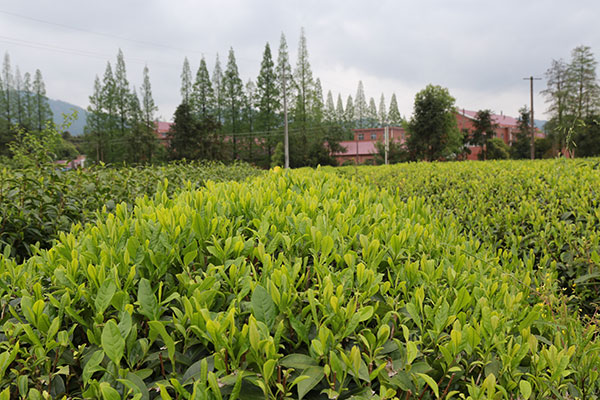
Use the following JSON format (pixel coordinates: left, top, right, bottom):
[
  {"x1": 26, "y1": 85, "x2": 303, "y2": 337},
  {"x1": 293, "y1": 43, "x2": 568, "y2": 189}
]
[{"x1": 48, "y1": 98, "x2": 88, "y2": 136}]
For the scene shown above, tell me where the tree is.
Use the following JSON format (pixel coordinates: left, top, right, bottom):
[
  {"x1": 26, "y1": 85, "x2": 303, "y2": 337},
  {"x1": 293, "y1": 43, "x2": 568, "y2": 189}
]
[
  {"x1": 2, "y1": 53, "x2": 13, "y2": 129},
  {"x1": 32, "y1": 69, "x2": 52, "y2": 132},
  {"x1": 388, "y1": 93, "x2": 402, "y2": 126},
  {"x1": 100, "y1": 62, "x2": 117, "y2": 162},
  {"x1": 469, "y1": 109, "x2": 498, "y2": 160},
  {"x1": 406, "y1": 84, "x2": 461, "y2": 161},
  {"x1": 344, "y1": 94, "x2": 354, "y2": 130},
  {"x1": 23, "y1": 72, "x2": 34, "y2": 131},
  {"x1": 85, "y1": 75, "x2": 105, "y2": 162},
  {"x1": 256, "y1": 42, "x2": 280, "y2": 167},
  {"x1": 168, "y1": 102, "x2": 220, "y2": 161},
  {"x1": 378, "y1": 94, "x2": 387, "y2": 127},
  {"x1": 367, "y1": 97, "x2": 378, "y2": 127},
  {"x1": 511, "y1": 106, "x2": 532, "y2": 159},
  {"x1": 324, "y1": 91, "x2": 336, "y2": 124},
  {"x1": 542, "y1": 59, "x2": 570, "y2": 150},
  {"x1": 241, "y1": 79, "x2": 256, "y2": 162},
  {"x1": 292, "y1": 27, "x2": 315, "y2": 161},
  {"x1": 140, "y1": 65, "x2": 159, "y2": 162},
  {"x1": 212, "y1": 54, "x2": 224, "y2": 126},
  {"x1": 125, "y1": 87, "x2": 144, "y2": 163},
  {"x1": 14, "y1": 67, "x2": 25, "y2": 128},
  {"x1": 486, "y1": 137, "x2": 510, "y2": 160},
  {"x1": 311, "y1": 78, "x2": 324, "y2": 126},
  {"x1": 568, "y1": 45, "x2": 600, "y2": 119},
  {"x1": 543, "y1": 46, "x2": 600, "y2": 155},
  {"x1": 114, "y1": 49, "x2": 131, "y2": 138},
  {"x1": 354, "y1": 81, "x2": 367, "y2": 128},
  {"x1": 335, "y1": 94, "x2": 344, "y2": 126},
  {"x1": 168, "y1": 102, "x2": 196, "y2": 160},
  {"x1": 192, "y1": 57, "x2": 214, "y2": 120},
  {"x1": 221, "y1": 47, "x2": 244, "y2": 159},
  {"x1": 180, "y1": 57, "x2": 192, "y2": 105}
]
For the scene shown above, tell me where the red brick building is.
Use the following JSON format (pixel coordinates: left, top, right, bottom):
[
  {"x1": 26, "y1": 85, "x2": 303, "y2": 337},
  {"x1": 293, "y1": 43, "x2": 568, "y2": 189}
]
[
  {"x1": 456, "y1": 109, "x2": 544, "y2": 160},
  {"x1": 333, "y1": 127, "x2": 405, "y2": 165},
  {"x1": 155, "y1": 121, "x2": 172, "y2": 148}
]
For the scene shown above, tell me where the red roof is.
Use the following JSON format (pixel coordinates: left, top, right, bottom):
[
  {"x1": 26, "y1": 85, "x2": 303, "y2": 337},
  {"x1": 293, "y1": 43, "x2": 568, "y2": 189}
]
[
  {"x1": 458, "y1": 109, "x2": 519, "y2": 128},
  {"x1": 333, "y1": 141, "x2": 378, "y2": 156},
  {"x1": 155, "y1": 121, "x2": 173, "y2": 134}
]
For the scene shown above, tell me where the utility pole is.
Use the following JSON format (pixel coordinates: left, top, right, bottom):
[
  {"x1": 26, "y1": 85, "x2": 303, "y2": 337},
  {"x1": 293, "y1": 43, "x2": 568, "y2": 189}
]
[
  {"x1": 523, "y1": 76, "x2": 541, "y2": 160},
  {"x1": 283, "y1": 69, "x2": 289, "y2": 169},
  {"x1": 384, "y1": 126, "x2": 389, "y2": 165}
]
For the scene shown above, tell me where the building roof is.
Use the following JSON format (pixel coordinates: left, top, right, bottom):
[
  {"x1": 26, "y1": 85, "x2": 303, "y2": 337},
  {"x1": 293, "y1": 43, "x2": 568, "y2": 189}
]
[
  {"x1": 458, "y1": 109, "x2": 519, "y2": 128},
  {"x1": 156, "y1": 121, "x2": 173, "y2": 134},
  {"x1": 333, "y1": 140, "x2": 378, "y2": 156}
]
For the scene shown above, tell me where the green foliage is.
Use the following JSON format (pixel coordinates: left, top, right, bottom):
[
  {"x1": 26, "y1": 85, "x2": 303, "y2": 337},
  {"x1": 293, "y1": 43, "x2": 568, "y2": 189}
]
[
  {"x1": 339, "y1": 158, "x2": 600, "y2": 316},
  {"x1": 469, "y1": 109, "x2": 498, "y2": 160},
  {"x1": 510, "y1": 107, "x2": 532, "y2": 159},
  {"x1": 0, "y1": 160, "x2": 261, "y2": 262},
  {"x1": 406, "y1": 84, "x2": 462, "y2": 161},
  {"x1": 0, "y1": 166, "x2": 597, "y2": 398},
  {"x1": 485, "y1": 137, "x2": 510, "y2": 160},
  {"x1": 168, "y1": 102, "x2": 222, "y2": 161}
]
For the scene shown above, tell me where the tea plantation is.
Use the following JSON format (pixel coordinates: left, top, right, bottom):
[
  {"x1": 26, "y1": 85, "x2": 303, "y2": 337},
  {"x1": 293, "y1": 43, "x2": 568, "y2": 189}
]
[{"x1": 0, "y1": 160, "x2": 599, "y2": 399}]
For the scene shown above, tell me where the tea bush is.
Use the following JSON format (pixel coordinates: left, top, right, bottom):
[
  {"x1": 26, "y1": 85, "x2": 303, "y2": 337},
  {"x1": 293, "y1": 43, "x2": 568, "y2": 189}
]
[
  {"x1": 337, "y1": 159, "x2": 600, "y2": 314},
  {"x1": 0, "y1": 168, "x2": 597, "y2": 399},
  {"x1": 0, "y1": 161, "x2": 262, "y2": 262}
]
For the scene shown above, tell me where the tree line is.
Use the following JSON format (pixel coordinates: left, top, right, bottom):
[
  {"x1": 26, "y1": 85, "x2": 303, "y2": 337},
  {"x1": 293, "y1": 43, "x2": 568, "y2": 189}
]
[
  {"x1": 169, "y1": 29, "x2": 405, "y2": 168},
  {"x1": 82, "y1": 49, "x2": 162, "y2": 164},
  {"x1": 77, "y1": 39, "x2": 600, "y2": 166},
  {"x1": 543, "y1": 45, "x2": 600, "y2": 157},
  {"x1": 0, "y1": 52, "x2": 54, "y2": 158}
]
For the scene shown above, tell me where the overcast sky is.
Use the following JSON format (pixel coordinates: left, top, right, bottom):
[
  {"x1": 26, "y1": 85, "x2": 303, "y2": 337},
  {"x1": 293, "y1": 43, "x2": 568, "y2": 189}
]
[{"x1": 1, "y1": 0, "x2": 599, "y2": 122}]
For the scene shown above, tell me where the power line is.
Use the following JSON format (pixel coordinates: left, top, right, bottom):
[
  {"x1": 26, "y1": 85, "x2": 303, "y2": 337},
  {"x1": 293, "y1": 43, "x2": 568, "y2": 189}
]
[
  {"x1": 0, "y1": 34, "x2": 181, "y2": 68},
  {"x1": 0, "y1": 9, "x2": 200, "y2": 55}
]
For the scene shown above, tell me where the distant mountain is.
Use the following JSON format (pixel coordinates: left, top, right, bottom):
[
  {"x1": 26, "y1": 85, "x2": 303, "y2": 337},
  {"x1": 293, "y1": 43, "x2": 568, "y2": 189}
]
[
  {"x1": 48, "y1": 98, "x2": 88, "y2": 136},
  {"x1": 535, "y1": 119, "x2": 547, "y2": 132}
]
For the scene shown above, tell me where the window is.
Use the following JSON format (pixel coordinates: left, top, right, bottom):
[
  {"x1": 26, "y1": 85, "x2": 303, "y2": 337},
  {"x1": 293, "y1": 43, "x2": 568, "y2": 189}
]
[
  {"x1": 358, "y1": 134, "x2": 364, "y2": 140},
  {"x1": 370, "y1": 133, "x2": 377, "y2": 140}
]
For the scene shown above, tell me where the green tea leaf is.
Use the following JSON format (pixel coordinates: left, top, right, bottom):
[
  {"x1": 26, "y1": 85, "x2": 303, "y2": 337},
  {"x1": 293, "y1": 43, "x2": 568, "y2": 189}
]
[
  {"x1": 95, "y1": 281, "x2": 116, "y2": 314},
  {"x1": 297, "y1": 366, "x2": 324, "y2": 400},
  {"x1": 251, "y1": 284, "x2": 277, "y2": 329},
  {"x1": 101, "y1": 320, "x2": 125, "y2": 366},
  {"x1": 416, "y1": 373, "x2": 439, "y2": 398}
]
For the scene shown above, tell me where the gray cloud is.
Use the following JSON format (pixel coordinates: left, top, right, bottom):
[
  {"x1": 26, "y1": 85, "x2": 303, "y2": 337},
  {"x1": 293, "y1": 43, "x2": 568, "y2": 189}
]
[{"x1": 1, "y1": 0, "x2": 598, "y2": 122}]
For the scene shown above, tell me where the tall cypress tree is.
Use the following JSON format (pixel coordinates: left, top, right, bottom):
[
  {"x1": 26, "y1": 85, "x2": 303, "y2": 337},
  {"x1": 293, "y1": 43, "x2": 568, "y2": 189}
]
[
  {"x1": 101, "y1": 62, "x2": 117, "y2": 162},
  {"x1": 378, "y1": 94, "x2": 387, "y2": 127},
  {"x1": 85, "y1": 75, "x2": 105, "y2": 162},
  {"x1": 367, "y1": 97, "x2": 378, "y2": 127},
  {"x1": 23, "y1": 72, "x2": 34, "y2": 131},
  {"x1": 32, "y1": 69, "x2": 52, "y2": 132},
  {"x1": 212, "y1": 54, "x2": 224, "y2": 126},
  {"x1": 335, "y1": 94, "x2": 344, "y2": 126},
  {"x1": 354, "y1": 81, "x2": 367, "y2": 128},
  {"x1": 311, "y1": 78, "x2": 324, "y2": 126},
  {"x1": 180, "y1": 57, "x2": 192, "y2": 105},
  {"x1": 292, "y1": 27, "x2": 314, "y2": 160},
  {"x1": 567, "y1": 45, "x2": 600, "y2": 119},
  {"x1": 324, "y1": 90, "x2": 336, "y2": 124},
  {"x1": 114, "y1": 49, "x2": 131, "y2": 139},
  {"x1": 256, "y1": 42, "x2": 280, "y2": 167},
  {"x1": 140, "y1": 65, "x2": 159, "y2": 162},
  {"x1": 192, "y1": 57, "x2": 214, "y2": 120},
  {"x1": 388, "y1": 93, "x2": 402, "y2": 126},
  {"x1": 221, "y1": 47, "x2": 244, "y2": 159},
  {"x1": 14, "y1": 67, "x2": 25, "y2": 128},
  {"x1": 2, "y1": 53, "x2": 13, "y2": 129},
  {"x1": 344, "y1": 94, "x2": 354, "y2": 131}
]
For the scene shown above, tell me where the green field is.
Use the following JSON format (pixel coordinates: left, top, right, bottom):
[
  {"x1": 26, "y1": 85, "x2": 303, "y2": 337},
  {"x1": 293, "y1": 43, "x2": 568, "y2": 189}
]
[{"x1": 0, "y1": 160, "x2": 599, "y2": 399}]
